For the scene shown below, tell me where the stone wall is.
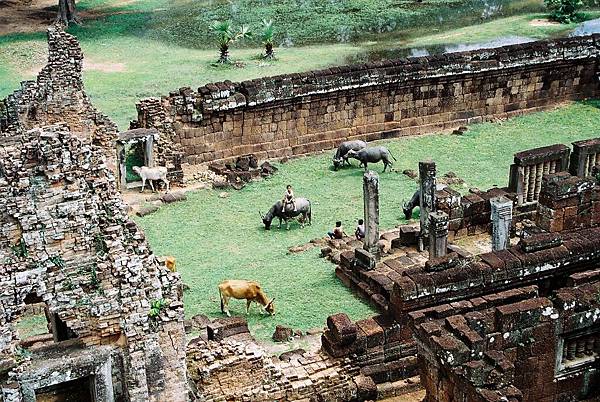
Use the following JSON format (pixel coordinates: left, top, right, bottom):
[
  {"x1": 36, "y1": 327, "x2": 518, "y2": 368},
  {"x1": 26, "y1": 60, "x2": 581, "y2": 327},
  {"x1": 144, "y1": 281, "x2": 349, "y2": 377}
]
[
  {"x1": 187, "y1": 336, "x2": 366, "y2": 401},
  {"x1": 413, "y1": 274, "x2": 600, "y2": 402},
  {"x1": 0, "y1": 125, "x2": 187, "y2": 401},
  {"x1": 134, "y1": 35, "x2": 600, "y2": 165}
]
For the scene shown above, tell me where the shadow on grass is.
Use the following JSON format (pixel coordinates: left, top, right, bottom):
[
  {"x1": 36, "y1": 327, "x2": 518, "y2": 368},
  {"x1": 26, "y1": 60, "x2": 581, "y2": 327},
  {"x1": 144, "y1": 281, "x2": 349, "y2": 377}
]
[{"x1": 579, "y1": 99, "x2": 600, "y2": 109}]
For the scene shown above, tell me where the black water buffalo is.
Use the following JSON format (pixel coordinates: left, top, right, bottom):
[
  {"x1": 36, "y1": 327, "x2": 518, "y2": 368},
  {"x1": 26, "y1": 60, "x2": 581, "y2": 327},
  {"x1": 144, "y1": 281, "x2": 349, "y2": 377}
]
[
  {"x1": 332, "y1": 140, "x2": 367, "y2": 170},
  {"x1": 261, "y1": 198, "x2": 312, "y2": 230},
  {"x1": 346, "y1": 146, "x2": 397, "y2": 172},
  {"x1": 402, "y1": 184, "x2": 448, "y2": 219}
]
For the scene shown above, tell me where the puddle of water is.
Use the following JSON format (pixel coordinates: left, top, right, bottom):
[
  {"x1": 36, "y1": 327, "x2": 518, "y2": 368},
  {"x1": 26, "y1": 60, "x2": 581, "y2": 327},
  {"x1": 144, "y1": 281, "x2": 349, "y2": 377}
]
[
  {"x1": 570, "y1": 17, "x2": 600, "y2": 36},
  {"x1": 347, "y1": 35, "x2": 536, "y2": 63},
  {"x1": 346, "y1": 17, "x2": 600, "y2": 64}
]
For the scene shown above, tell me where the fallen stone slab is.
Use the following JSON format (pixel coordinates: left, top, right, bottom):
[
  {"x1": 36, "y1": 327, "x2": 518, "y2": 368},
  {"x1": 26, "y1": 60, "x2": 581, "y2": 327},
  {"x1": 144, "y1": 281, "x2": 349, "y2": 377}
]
[
  {"x1": 272, "y1": 325, "x2": 294, "y2": 342},
  {"x1": 136, "y1": 204, "x2": 160, "y2": 217},
  {"x1": 161, "y1": 191, "x2": 187, "y2": 204},
  {"x1": 207, "y1": 317, "x2": 249, "y2": 341}
]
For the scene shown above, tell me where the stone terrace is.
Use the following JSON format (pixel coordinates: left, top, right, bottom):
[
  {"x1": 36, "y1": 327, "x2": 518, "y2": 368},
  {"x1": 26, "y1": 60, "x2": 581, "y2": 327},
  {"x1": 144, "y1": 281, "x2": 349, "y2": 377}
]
[{"x1": 412, "y1": 273, "x2": 600, "y2": 401}]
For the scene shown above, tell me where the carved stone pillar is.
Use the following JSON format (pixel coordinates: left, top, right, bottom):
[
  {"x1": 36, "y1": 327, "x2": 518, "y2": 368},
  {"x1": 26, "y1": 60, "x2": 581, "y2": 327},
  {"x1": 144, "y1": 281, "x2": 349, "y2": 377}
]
[
  {"x1": 428, "y1": 211, "x2": 448, "y2": 259},
  {"x1": 418, "y1": 160, "x2": 436, "y2": 251},
  {"x1": 490, "y1": 196, "x2": 513, "y2": 251}
]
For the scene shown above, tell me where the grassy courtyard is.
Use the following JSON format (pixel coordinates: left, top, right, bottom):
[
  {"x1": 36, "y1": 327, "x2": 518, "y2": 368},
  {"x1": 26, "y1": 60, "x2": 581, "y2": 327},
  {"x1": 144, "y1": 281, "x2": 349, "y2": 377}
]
[{"x1": 136, "y1": 100, "x2": 600, "y2": 341}]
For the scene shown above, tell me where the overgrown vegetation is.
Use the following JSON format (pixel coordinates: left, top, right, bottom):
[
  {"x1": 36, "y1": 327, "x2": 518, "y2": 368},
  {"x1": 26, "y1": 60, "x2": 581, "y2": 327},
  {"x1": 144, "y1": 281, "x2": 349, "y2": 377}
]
[
  {"x1": 151, "y1": 0, "x2": 546, "y2": 49},
  {"x1": 545, "y1": 0, "x2": 585, "y2": 22},
  {"x1": 136, "y1": 101, "x2": 600, "y2": 341},
  {"x1": 209, "y1": 20, "x2": 252, "y2": 64}
]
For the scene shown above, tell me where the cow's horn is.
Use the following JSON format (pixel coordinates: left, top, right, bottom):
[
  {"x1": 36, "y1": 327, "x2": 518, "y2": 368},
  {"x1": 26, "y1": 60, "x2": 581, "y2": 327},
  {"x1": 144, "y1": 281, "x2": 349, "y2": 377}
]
[
  {"x1": 266, "y1": 298, "x2": 275, "y2": 307},
  {"x1": 258, "y1": 210, "x2": 264, "y2": 219}
]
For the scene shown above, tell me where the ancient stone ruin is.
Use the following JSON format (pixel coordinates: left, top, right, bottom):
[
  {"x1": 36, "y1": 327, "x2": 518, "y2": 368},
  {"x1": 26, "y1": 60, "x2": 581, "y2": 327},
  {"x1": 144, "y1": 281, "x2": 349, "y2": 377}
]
[
  {"x1": 134, "y1": 35, "x2": 600, "y2": 166},
  {"x1": 0, "y1": 27, "x2": 117, "y2": 154},
  {"x1": 0, "y1": 21, "x2": 599, "y2": 402},
  {"x1": 0, "y1": 124, "x2": 187, "y2": 401}
]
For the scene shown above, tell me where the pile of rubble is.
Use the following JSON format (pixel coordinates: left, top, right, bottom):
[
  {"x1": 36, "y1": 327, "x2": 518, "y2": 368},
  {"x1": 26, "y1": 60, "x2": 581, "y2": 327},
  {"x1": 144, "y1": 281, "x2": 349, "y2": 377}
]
[
  {"x1": 208, "y1": 154, "x2": 278, "y2": 190},
  {"x1": 0, "y1": 124, "x2": 188, "y2": 401}
]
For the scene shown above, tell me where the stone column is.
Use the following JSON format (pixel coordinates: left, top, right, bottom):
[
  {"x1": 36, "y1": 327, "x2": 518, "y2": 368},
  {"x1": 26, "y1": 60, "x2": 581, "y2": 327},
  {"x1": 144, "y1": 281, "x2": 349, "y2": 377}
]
[
  {"x1": 363, "y1": 170, "x2": 380, "y2": 255},
  {"x1": 418, "y1": 160, "x2": 437, "y2": 251},
  {"x1": 428, "y1": 211, "x2": 448, "y2": 259},
  {"x1": 490, "y1": 196, "x2": 513, "y2": 251},
  {"x1": 355, "y1": 171, "x2": 379, "y2": 270}
]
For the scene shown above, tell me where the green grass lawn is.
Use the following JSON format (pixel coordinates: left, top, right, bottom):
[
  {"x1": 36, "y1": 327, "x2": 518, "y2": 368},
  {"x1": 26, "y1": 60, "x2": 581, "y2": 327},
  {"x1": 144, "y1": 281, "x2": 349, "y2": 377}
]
[
  {"x1": 15, "y1": 314, "x2": 49, "y2": 339},
  {"x1": 135, "y1": 100, "x2": 600, "y2": 341}
]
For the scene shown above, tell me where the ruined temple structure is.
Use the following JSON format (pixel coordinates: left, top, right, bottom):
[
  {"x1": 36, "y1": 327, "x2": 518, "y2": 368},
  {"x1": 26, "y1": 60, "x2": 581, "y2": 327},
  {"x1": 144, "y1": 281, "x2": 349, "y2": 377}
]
[
  {"x1": 0, "y1": 26, "x2": 117, "y2": 153},
  {"x1": 0, "y1": 124, "x2": 187, "y2": 401},
  {"x1": 134, "y1": 35, "x2": 600, "y2": 166},
  {"x1": 0, "y1": 26, "x2": 183, "y2": 186},
  {"x1": 329, "y1": 141, "x2": 600, "y2": 401}
]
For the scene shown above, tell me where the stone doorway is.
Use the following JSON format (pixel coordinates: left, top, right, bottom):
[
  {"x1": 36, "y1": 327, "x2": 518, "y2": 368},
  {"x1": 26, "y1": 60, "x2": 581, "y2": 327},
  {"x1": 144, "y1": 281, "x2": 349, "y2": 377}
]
[
  {"x1": 35, "y1": 376, "x2": 95, "y2": 402},
  {"x1": 116, "y1": 128, "x2": 158, "y2": 190}
]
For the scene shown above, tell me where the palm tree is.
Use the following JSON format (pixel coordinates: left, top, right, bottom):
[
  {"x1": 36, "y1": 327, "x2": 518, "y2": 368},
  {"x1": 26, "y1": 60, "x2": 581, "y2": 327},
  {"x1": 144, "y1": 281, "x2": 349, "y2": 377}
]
[
  {"x1": 261, "y1": 19, "x2": 275, "y2": 59},
  {"x1": 210, "y1": 21, "x2": 252, "y2": 64}
]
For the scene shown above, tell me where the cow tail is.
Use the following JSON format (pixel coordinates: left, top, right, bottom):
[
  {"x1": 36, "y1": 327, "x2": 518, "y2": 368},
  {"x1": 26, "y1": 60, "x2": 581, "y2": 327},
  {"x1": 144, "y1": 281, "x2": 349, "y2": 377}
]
[{"x1": 308, "y1": 200, "x2": 312, "y2": 225}]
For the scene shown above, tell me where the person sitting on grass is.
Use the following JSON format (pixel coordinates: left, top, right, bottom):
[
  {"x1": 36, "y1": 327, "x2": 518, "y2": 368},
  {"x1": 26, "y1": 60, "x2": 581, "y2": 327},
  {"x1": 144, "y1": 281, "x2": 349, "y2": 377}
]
[
  {"x1": 355, "y1": 219, "x2": 365, "y2": 240},
  {"x1": 328, "y1": 221, "x2": 347, "y2": 239},
  {"x1": 281, "y1": 184, "x2": 296, "y2": 213}
]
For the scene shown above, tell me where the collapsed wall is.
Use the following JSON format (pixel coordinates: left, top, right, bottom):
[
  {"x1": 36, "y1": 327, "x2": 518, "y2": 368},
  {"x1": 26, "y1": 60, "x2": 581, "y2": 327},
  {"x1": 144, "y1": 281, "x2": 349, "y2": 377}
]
[
  {"x1": 0, "y1": 124, "x2": 187, "y2": 401},
  {"x1": 414, "y1": 273, "x2": 600, "y2": 402},
  {"x1": 134, "y1": 35, "x2": 600, "y2": 165},
  {"x1": 0, "y1": 26, "x2": 118, "y2": 153}
]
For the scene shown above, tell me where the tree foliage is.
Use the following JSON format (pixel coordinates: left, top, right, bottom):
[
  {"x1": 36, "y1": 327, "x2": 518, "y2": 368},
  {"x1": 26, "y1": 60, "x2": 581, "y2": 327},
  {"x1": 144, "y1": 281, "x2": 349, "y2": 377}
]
[
  {"x1": 209, "y1": 21, "x2": 252, "y2": 63},
  {"x1": 261, "y1": 19, "x2": 275, "y2": 59},
  {"x1": 544, "y1": 0, "x2": 584, "y2": 23}
]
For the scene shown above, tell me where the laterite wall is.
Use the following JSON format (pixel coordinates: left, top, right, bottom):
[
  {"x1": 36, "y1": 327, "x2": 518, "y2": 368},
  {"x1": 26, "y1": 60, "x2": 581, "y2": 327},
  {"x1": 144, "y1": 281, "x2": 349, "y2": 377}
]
[{"x1": 133, "y1": 35, "x2": 600, "y2": 165}]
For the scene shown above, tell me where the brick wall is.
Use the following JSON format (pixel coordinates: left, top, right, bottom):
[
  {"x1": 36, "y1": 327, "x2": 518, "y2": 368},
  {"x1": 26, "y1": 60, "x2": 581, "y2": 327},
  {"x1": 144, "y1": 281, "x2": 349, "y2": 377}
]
[
  {"x1": 134, "y1": 35, "x2": 600, "y2": 165},
  {"x1": 0, "y1": 125, "x2": 187, "y2": 402},
  {"x1": 413, "y1": 273, "x2": 600, "y2": 402}
]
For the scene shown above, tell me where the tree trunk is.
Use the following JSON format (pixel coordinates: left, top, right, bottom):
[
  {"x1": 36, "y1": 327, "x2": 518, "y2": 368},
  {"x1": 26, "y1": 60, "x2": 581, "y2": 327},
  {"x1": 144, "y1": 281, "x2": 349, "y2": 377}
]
[
  {"x1": 218, "y1": 44, "x2": 229, "y2": 64},
  {"x1": 56, "y1": 0, "x2": 80, "y2": 26},
  {"x1": 264, "y1": 43, "x2": 274, "y2": 59}
]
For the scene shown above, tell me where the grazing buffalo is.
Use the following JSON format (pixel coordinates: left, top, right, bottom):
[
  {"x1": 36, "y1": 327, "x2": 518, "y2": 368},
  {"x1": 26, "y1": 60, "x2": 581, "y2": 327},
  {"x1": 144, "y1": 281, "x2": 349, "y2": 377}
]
[
  {"x1": 346, "y1": 146, "x2": 397, "y2": 172},
  {"x1": 402, "y1": 184, "x2": 448, "y2": 219},
  {"x1": 261, "y1": 198, "x2": 312, "y2": 230},
  {"x1": 332, "y1": 140, "x2": 367, "y2": 170}
]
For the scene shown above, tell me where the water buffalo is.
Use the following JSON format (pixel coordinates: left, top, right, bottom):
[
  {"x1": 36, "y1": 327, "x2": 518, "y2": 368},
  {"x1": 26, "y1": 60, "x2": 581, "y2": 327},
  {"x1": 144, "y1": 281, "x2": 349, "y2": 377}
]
[
  {"x1": 346, "y1": 146, "x2": 397, "y2": 172},
  {"x1": 402, "y1": 184, "x2": 448, "y2": 220},
  {"x1": 261, "y1": 198, "x2": 312, "y2": 230},
  {"x1": 332, "y1": 140, "x2": 367, "y2": 170}
]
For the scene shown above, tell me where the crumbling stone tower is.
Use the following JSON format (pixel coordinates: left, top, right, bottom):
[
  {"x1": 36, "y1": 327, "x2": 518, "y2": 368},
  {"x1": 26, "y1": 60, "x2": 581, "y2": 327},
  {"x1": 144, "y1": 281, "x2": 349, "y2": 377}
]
[
  {"x1": 0, "y1": 124, "x2": 187, "y2": 401},
  {"x1": 0, "y1": 26, "x2": 118, "y2": 158}
]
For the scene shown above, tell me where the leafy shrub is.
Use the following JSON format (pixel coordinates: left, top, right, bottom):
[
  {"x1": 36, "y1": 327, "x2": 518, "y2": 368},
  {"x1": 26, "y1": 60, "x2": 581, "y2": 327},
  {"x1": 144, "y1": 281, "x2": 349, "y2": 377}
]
[
  {"x1": 148, "y1": 298, "x2": 168, "y2": 318},
  {"x1": 544, "y1": 0, "x2": 584, "y2": 23}
]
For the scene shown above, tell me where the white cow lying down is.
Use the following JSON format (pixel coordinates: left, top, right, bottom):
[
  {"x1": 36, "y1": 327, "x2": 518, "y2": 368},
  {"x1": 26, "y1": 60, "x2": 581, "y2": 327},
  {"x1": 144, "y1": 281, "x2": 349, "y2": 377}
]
[{"x1": 132, "y1": 166, "x2": 170, "y2": 193}]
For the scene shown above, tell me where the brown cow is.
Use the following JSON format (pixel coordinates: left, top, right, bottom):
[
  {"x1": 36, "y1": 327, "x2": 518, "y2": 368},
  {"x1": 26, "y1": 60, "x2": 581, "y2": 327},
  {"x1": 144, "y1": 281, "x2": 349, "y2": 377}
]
[{"x1": 218, "y1": 280, "x2": 275, "y2": 317}]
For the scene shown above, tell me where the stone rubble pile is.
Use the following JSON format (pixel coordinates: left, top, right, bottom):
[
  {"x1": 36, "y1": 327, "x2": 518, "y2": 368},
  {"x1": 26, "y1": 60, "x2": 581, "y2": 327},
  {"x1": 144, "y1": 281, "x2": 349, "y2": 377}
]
[{"x1": 0, "y1": 124, "x2": 187, "y2": 401}]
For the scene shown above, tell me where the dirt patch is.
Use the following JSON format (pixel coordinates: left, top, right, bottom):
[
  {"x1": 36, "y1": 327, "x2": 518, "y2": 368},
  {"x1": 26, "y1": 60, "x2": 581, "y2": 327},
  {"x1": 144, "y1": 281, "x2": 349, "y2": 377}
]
[
  {"x1": 0, "y1": 0, "x2": 142, "y2": 37},
  {"x1": 530, "y1": 18, "x2": 560, "y2": 27},
  {"x1": 84, "y1": 60, "x2": 126, "y2": 72},
  {"x1": 0, "y1": 0, "x2": 57, "y2": 36}
]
